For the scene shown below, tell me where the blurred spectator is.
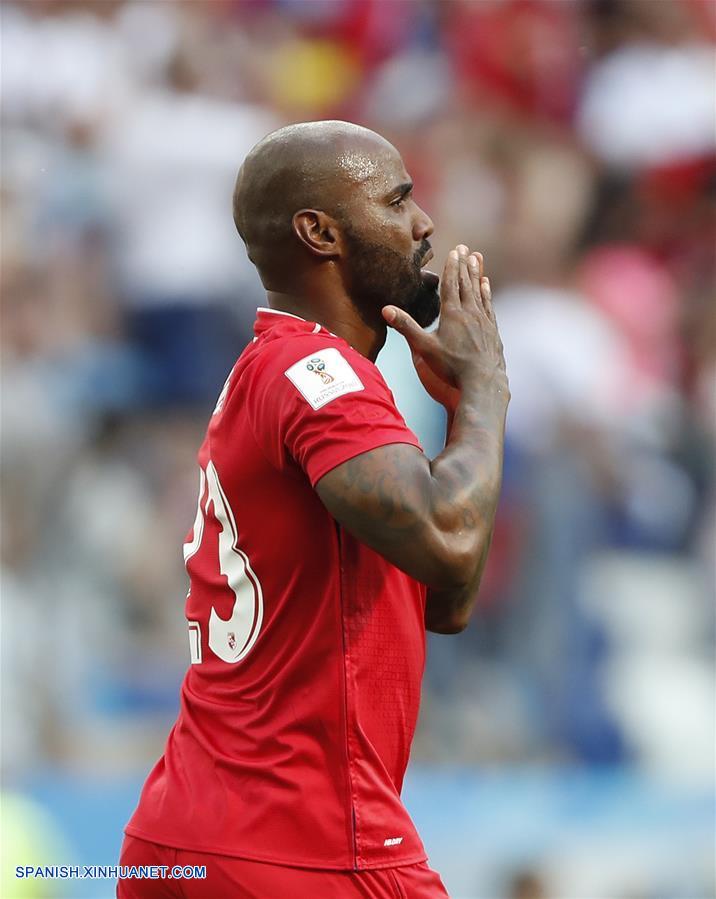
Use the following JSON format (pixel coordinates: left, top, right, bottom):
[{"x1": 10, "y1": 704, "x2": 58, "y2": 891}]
[
  {"x1": 104, "y1": 50, "x2": 277, "y2": 406},
  {"x1": 578, "y1": 0, "x2": 716, "y2": 169}
]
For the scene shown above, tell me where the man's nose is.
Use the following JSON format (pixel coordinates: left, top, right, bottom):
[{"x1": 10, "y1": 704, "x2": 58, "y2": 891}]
[{"x1": 414, "y1": 205, "x2": 434, "y2": 241}]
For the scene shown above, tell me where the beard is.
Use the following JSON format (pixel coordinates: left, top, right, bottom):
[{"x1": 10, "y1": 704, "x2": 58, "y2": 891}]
[{"x1": 341, "y1": 227, "x2": 440, "y2": 329}]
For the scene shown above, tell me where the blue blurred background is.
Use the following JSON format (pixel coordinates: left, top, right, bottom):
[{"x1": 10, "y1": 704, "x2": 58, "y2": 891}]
[{"x1": 1, "y1": 1, "x2": 714, "y2": 897}]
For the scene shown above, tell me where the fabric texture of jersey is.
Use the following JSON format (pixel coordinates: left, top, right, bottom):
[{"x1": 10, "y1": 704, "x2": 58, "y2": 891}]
[{"x1": 125, "y1": 308, "x2": 429, "y2": 870}]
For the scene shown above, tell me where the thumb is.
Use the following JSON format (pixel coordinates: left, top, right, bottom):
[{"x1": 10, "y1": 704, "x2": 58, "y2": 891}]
[{"x1": 382, "y1": 306, "x2": 431, "y2": 354}]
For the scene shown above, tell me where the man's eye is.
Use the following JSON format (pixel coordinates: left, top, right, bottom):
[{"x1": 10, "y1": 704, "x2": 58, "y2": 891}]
[{"x1": 392, "y1": 197, "x2": 406, "y2": 208}]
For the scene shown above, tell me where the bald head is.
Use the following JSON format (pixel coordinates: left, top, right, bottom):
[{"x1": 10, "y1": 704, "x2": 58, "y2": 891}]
[
  {"x1": 232, "y1": 121, "x2": 394, "y2": 282},
  {"x1": 232, "y1": 120, "x2": 437, "y2": 328}
]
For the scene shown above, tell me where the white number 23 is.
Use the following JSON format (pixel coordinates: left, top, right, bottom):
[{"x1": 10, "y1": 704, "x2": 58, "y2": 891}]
[{"x1": 183, "y1": 461, "x2": 263, "y2": 665}]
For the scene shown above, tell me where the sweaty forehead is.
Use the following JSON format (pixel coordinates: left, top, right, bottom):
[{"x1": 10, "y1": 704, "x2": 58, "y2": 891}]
[{"x1": 333, "y1": 134, "x2": 407, "y2": 195}]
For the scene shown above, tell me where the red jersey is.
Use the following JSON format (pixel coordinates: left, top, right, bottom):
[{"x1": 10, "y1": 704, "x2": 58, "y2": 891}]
[{"x1": 125, "y1": 308, "x2": 429, "y2": 870}]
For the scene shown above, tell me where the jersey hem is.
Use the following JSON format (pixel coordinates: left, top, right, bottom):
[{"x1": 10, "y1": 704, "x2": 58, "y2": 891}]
[{"x1": 124, "y1": 826, "x2": 427, "y2": 872}]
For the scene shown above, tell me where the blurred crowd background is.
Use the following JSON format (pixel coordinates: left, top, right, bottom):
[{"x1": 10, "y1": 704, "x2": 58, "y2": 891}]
[{"x1": 1, "y1": 1, "x2": 714, "y2": 897}]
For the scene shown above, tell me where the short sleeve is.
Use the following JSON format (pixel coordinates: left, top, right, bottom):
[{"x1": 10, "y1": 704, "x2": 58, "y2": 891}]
[{"x1": 249, "y1": 338, "x2": 423, "y2": 487}]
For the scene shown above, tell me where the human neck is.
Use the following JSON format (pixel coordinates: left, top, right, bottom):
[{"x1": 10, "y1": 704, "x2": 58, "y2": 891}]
[{"x1": 265, "y1": 290, "x2": 386, "y2": 361}]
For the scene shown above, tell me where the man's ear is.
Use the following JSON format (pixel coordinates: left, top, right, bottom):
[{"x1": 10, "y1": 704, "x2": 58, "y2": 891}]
[{"x1": 292, "y1": 209, "x2": 342, "y2": 259}]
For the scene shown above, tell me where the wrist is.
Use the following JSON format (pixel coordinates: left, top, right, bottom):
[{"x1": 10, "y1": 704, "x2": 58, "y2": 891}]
[
  {"x1": 460, "y1": 379, "x2": 510, "y2": 410},
  {"x1": 456, "y1": 386, "x2": 508, "y2": 432}
]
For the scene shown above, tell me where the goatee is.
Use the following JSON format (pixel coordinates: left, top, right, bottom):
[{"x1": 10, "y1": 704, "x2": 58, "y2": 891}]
[
  {"x1": 342, "y1": 227, "x2": 441, "y2": 329},
  {"x1": 405, "y1": 268, "x2": 440, "y2": 328}
]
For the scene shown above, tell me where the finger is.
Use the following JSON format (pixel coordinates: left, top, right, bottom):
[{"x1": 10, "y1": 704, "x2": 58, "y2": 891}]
[
  {"x1": 481, "y1": 276, "x2": 495, "y2": 322},
  {"x1": 382, "y1": 305, "x2": 434, "y2": 355},
  {"x1": 467, "y1": 254, "x2": 482, "y2": 312},
  {"x1": 439, "y1": 249, "x2": 460, "y2": 310},
  {"x1": 458, "y1": 248, "x2": 474, "y2": 308}
]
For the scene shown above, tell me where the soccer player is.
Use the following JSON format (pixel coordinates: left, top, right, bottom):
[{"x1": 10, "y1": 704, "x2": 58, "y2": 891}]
[{"x1": 118, "y1": 121, "x2": 509, "y2": 898}]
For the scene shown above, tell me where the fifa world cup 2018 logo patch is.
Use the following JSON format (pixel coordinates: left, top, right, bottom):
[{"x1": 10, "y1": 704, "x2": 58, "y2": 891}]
[{"x1": 306, "y1": 357, "x2": 334, "y2": 385}]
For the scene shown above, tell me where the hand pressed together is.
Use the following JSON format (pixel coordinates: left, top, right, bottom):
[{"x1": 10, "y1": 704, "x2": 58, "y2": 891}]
[{"x1": 382, "y1": 245, "x2": 509, "y2": 415}]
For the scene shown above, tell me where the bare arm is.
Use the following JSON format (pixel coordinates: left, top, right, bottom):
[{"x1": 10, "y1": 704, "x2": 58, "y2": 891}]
[{"x1": 316, "y1": 246, "x2": 509, "y2": 633}]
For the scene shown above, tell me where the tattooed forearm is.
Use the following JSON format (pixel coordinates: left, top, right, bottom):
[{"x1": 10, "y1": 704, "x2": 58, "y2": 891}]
[{"x1": 422, "y1": 383, "x2": 507, "y2": 631}]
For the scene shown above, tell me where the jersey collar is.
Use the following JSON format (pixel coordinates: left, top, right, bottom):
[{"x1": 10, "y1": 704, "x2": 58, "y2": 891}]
[{"x1": 254, "y1": 307, "x2": 328, "y2": 338}]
